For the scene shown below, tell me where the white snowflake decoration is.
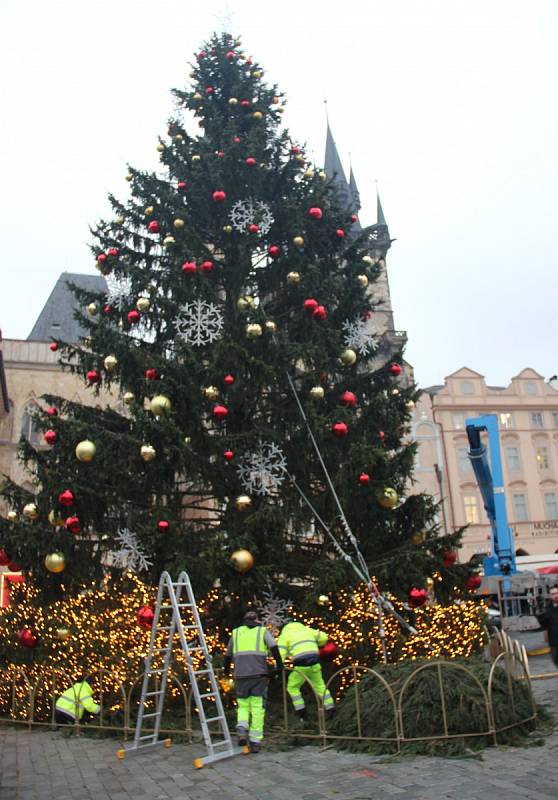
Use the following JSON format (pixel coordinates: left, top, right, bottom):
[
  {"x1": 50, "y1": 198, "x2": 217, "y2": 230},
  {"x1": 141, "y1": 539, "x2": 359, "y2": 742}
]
[
  {"x1": 106, "y1": 275, "x2": 133, "y2": 312},
  {"x1": 229, "y1": 198, "x2": 274, "y2": 235},
  {"x1": 110, "y1": 528, "x2": 153, "y2": 573},
  {"x1": 174, "y1": 298, "x2": 224, "y2": 346},
  {"x1": 341, "y1": 317, "x2": 376, "y2": 356},
  {"x1": 254, "y1": 582, "x2": 292, "y2": 633},
  {"x1": 237, "y1": 441, "x2": 287, "y2": 496}
]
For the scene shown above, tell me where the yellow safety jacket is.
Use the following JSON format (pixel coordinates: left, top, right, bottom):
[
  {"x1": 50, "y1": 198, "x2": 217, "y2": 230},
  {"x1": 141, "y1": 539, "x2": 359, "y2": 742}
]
[
  {"x1": 227, "y1": 624, "x2": 276, "y2": 678},
  {"x1": 55, "y1": 681, "x2": 100, "y2": 720},
  {"x1": 277, "y1": 622, "x2": 328, "y2": 663}
]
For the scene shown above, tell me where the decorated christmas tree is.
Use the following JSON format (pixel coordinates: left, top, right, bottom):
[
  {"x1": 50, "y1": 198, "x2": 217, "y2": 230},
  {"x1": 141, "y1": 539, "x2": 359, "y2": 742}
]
[{"x1": 0, "y1": 32, "x2": 471, "y2": 640}]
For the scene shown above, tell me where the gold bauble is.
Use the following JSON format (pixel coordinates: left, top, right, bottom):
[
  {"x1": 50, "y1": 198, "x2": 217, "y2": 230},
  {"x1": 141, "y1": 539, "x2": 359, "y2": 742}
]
[
  {"x1": 246, "y1": 296, "x2": 257, "y2": 309},
  {"x1": 272, "y1": 95, "x2": 280, "y2": 104},
  {"x1": 246, "y1": 323, "x2": 262, "y2": 338},
  {"x1": 265, "y1": 320, "x2": 277, "y2": 333},
  {"x1": 362, "y1": 255, "x2": 374, "y2": 266},
  {"x1": 87, "y1": 302, "x2": 98, "y2": 316},
  {"x1": 173, "y1": 133, "x2": 184, "y2": 142},
  {"x1": 56, "y1": 627, "x2": 70, "y2": 641},
  {"x1": 45, "y1": 552, "x2": 66, "y2": 574},
  {"x1": 378, "y1": 487, "x2": 398, "y2": 509},
  {"x1": 23, "y1": 503, "x2": 38, "y2": 520},
  {"x1": 235, "y1": 495, "x2": 252, "y2": 511},
  {"x1": 156, "y1": 143, "x2": 165, "y2": 152},
  {"x1": 405, "y1": 400, "x2": 416, "y2": 410},
  {"x1": 295, "y1": 154, "x2": 305, "y2": 163},
  {"x1": 125, "y1": 173, "x2": 133, "y2": 182},
  {"x1": 115, "y1": 215, "x2": 125, "y2": 225},
  {"x1": 203, "y1": 386, "x2": 219, "y2": 401},
  {"x1": 193, "y1": 92, "x2": 203, "y2": 101},
  {"x1": 7, "y1": 510, "x2": 18, "y2": 522},
  {"x1": 145, "y1": 206, "x2": 154, "y2": 216},
  {"x1": 318, "y1": 170, "x2": 327, "y2": 180},
  {"x1": 184, "y1": 436, "x2": 192, "y2": 444},
  {"x1": 357, "y1": 274, "x2": 369, "y2": 288},
  {"x1": 317, "y1": 594, "x2": 329, "y2": 607},
  {"x1": 252, "y1": 111, "x2": 263, "y2": 120},
  {"x1": 340, "y1": 348, "x2": 357, "y2": 366},
  {"x1": 223, "y1": 224, "x2": 233, "y2": 233},
  {"x1": 136, "y1": 297, "x2": 150, "y2": 312},
  {"x1": 163, "y1": 236, "x2": 176, "y2": 247},
  {"x1": 103, "y1": 354, "x2": 118, "y2": 372},
  {"x1": 236, "y1": 297, "x2": 250, "y2": 312},
  {"x1": 304, "y1": 169, "x2": 314, "y2": 179},
  {"x1": 192, "y1": 154, "x2": 201, "y2": 162},
  {"x1": 140, "y1": 445, "x2": 157, "y2": 462},
  {"x1": 293, "y1": 235, "x2": 305, "y2": 247},
  {"x1": 173, "y1": 218, "x2": 185, "y2": 229},
  {"x1": 228, "y1": 97, "x2": 238, "y2": 106},
  {"x1": 252, "y1": 70, "x2": 262, "y2": 78},
  {"x1": 287, "y1": 271, "x2": 301, "y2": 284},
  {"x1": 230, "y1": 548, "x2": 254, "y2": 572},
  {"x1": 48, "y1": 510, "x2": 65, "y2": 527},
  {"x1": 411, "y1": 531, "x2": 425, "y2": 545},
  {"x1": 123, "y1": 391, "x2": 135, "y2": 405},
  {"x1": 75, "y1": 440, "x2": 96, "y2": 463},
  {"x1": 425, "y1": 577, "x2": 435, "y2": 589},
  {"x1": 277, "y1": 106, "x2": 285, "y2": 114},
  {"x1": 391, "y1": 388, "x2": 400, "y2": 396},
  {"x1": 310, "y1": 386, "x2": 324, "y2": 400},
  {"x1": 150, "y1": 395, "x2": 172, "y2": 416}
]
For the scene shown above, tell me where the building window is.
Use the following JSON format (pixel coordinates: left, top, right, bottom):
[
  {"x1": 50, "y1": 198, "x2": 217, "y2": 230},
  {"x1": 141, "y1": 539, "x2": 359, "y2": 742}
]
[
  {"x1": 512, "y1": 493, "x2": 529, "y2": 522},
  {"x1": 464, "y1": 495, "x2": 479, "y2": 524},
  {"x1": 21, "y1": 402, "x2": 42, "y2": 446},
  {"x1": 453, "y1": 413, "x2": 465, "y2": 430},
  {"x1": 505, "y1": 446, "x2": 521, "y2": 471},
  {"x1": 530, "y1": 412, "x2": 544, "y2": 429},
  {"x1": 461, "y1": 381, "x2": 474, "y2": 395},
  {"x1": 544, "y1": 492, "x2": 558, "y2": 520},
  {"x1": 457, "y1": 447, "x2": 472, "y2": 472},
  {"x1": 499, "y1": 413, "x2": 513, "y2": 430},
  {"x1": 552, "y1": 412, "x2": 558, "y2": 427},
  {"x1": 536, "y1": 446, "x2": 550, "y2": 470},
  {"x1": 525, "y1": 381, "x2": 538, "y2": 395}
]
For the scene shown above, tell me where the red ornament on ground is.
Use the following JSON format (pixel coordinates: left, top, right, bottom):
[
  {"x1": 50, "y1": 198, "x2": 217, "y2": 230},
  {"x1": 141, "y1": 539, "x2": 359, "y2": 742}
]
[
  {"x1": 442, "y1": 550, "x2": 458, "y2": 568},
  {"x1": 409, "y1": 588, "x2": 428, "y2": 608},
  {"x1": 147, "y1": 220, "x2": 160, "y2": 233},
  {"x1": 358, "y1": 472, "x2": 371, "y2": 485},
  {"x1": 308, "y1": 207, "x2": 323, "y2": 220},
  {"x1": 339, "y1": 391, "x2": 358, "y2": 408},
  {"x1": 245, "y1": 156, "x2": 256, "y2": 166},
  {"x1": 303, "y1": 298, "x2": 318, "y2": 313},
  {"x1": 127, "y1": 310, "x2": 141, "y2": 324},
  {"x1": 87, "y1": 370, "x2": 100, "y2": 384},
  {"x1": 0, "y1": 549, "x2": 10, "y2": 566},
  {"x1": 44, "y1": 430, "x2": 57, "y2": 445},
  {"x1": 137, "y1": 605, "x2": 155, "y2": 629},
  {"x1": 335, "y1": 228, "x2": 345, "y2": 238},
  {"x1": 65, "y1": 515, "x2": 81, "y2": 535},
  {"x1": 467, "y1": 575, "x2": 482, "y2": 591},
  {"x1": 182, "y1": 261, "x2": 197, "y2": 275},
  {"x1": 312, "y1": 305, "x2": 327, "y2": 321},
  {"x1": 224, "y1": 449, "x2": 234, "y2": 461},
  {"x1": 58, "y1": 489, "x2": 74, "y2": 507},
  {"x1": 389, "y1": 363, "x2": 402, "y2": 376},
  {"x1": 145, "y1": 368, "x2": 158, "y2": 381},
  {"x1": 224, "y1": 374, "x2": 235, "y2": 386},
  {"x1": 108, "y1": 247, "x2": 119, "y2": 257},
  {"x1": 201, "y1": 260, "x2": 214, "y2": 273},
  {"x1": 157, "y1": 520, "x2": 169, "y2": 533},
  {"x1": 332, "y1": 422, "x2": 348, "y2": 438},
  {"x1": 177, "y1": 181, "x2": 186, "y2": 190},
  {"x1": 97, "y1": 253, "x2": 107, "y2": 264},
  {"x1": 18, "y1": 628, "x2": 38, "y2": 648},
  {"x1": 319, "y1": 641, "x2": 339, "y2": 662},
  {"x1": 212, "y1": 190, "x2": 227, "y2": 202},
  {"x1": 49, "y1": 342, "x2": 58, "y2": 352},
  {"x1": 46, "y1": 406, "x2": 58, "y2": 417},
  {"x1": 212, "y1": 404, "x2": 229, "y2": 421},
  {"x1": 248, "y1": 223, "x2": 259, "y2": 234},
  {"x1": 268, "y1": 245, "x2": 280, "y2": 258}
]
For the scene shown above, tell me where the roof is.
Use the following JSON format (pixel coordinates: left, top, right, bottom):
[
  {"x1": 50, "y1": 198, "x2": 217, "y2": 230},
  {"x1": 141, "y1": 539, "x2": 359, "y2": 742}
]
[
  {"x1": 422, "y1": 385, "x2": 444, "y2": 395},
  {"x1": 28, "y1": 272, "x2": 107, "y2": 344}
]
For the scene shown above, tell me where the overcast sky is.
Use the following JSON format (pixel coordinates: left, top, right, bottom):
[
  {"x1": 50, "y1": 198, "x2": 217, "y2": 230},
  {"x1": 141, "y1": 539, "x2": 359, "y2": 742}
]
[{"x1": 1, "y1": 0, "x2": 556, "y2": 388}]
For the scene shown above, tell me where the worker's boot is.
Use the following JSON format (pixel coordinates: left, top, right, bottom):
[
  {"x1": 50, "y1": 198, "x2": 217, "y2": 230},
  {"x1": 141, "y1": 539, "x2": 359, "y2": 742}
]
[
  {"x1": 237, "y1": 727, "x2": 248, "y2": 747},
  {"x1": 295, "y1": 708, "x2": 307, "y2": 726},
  {"x1": 249, "y1": 741, "x2": 261, "y2": 754}
]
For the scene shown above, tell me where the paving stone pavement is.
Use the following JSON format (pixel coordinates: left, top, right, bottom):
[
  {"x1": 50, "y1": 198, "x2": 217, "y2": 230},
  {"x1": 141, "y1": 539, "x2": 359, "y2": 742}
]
[{"x1": 1, "y1": 653, "x2": 557, "y2": 800}]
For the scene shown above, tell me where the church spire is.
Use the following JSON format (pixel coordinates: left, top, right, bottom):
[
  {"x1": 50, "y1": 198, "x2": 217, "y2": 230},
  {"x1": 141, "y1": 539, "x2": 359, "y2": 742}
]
[
  {"x1": 376, "y1": 187, "x2": 387, "y2": 227},
  {"x1": 324, "y1": 115, "x2": 360, "y2": 222}
]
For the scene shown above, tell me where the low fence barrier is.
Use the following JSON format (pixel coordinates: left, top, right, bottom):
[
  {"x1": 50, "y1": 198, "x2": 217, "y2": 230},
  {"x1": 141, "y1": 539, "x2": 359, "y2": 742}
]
[{"x1": 0, "y1": 651, "x2": 536, "y2": 752}]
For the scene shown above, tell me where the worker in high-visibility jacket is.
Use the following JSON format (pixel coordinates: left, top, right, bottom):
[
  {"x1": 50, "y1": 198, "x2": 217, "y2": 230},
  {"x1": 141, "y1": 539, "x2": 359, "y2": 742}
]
[
  {"x1": 224, "y1": 610, "x2": 282, "y2": 753},
  {"x1": 55, "y1": 677, "x2": 100, "y2": 725},
  {"x1": 277, "y1": 620, "x2": 335, "y2": 721}
]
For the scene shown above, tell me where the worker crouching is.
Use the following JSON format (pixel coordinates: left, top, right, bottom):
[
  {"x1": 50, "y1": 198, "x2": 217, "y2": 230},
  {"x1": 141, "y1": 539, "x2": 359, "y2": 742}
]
[
  {"x1": 277, "y1": 620, "x2": 335, "y2": 721},
  {"x1": 55, "y1": 676, "x2": 100, "y2": 725},
  {"x1": 224, "y1": 610, "x2": 283, "y2": 753}
]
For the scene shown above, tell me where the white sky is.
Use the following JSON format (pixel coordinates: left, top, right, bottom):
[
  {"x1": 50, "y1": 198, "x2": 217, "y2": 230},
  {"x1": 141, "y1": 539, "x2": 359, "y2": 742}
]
[{"x1": 1, "y1": 0, "x2": 556, "y2": 388}]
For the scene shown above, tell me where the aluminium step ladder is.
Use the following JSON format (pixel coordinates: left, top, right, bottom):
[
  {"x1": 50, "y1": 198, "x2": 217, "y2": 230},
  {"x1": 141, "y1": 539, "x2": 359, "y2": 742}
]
[{"x1": 120, "y1": 570, "x2": 244, "y2": 767}]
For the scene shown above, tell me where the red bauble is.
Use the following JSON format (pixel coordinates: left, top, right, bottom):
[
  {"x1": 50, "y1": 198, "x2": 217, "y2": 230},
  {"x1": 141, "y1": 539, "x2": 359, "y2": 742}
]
[
  {"x1": 245, "y1": 156, "x2": 256, "y2": 166},
  {"x1": 127, "y1": 310, "x2": 141, "y2": 324},
  {"x1": 107, "y1": 247, "x2": 119, "y2": 257},
  {"x1": 177, "y1": 181, "x2": 186, "y2": 190},
  {"x1": 226, "y1": 50, "x2": 236, "y2": 60},
  {"x1": 340, "y1": 391, "x2": 358, "y2": 408},
  {"x1": 240, "y1": 99, "x2": 251, "y2": 108},
  {"x1": 442, "y1": 550, "x2": 458, "y2": 568},
  {"x1": 86, "y1": 370, "x2": 100, "y2": 384},
  {"x1": 145, "y1": 368, "x2": 158, "y2": 381},
  {"x1": 308, "y1": 207, "x2": 323, "y2": 220},
  {"x1": 224, "y1": 449, "x2": 234, "y2": 461},
  {"x1": 157, "y1": 520, "x2": 169, "y2": 533},
  {"x1": 233, "y1": 136, "x2": 241, "y2": 144},
  {"x1": 44, "y1": 430, "x2": 57, "y2": 445},
  {"x1": 65, "y1": 515, "x2": 81, "y2": 534},
  {"x1": 217, "y1": 150, "x2": 225, "y2": 158},
  {"x1": 49, "y1": 342, "x2": 58, "y2": 352},
  {"x1": 103, "y1": 304, "x2": 112, "y2": 315},
  {"x1": 0, "y1": 549, "x2": 10, "y2": 566},
  {"x1": 248, "y1": 223, "x2": 259, "y2": 234},
  {"x1": 358, "y1": 472, "x2": 371, "y2": 485},
  {"x1": 291, "y1": 146, "x2": 301, "y2": 154},
  {"x1": 182, "y1": 261, "x2": 197, "y2": 275},
  {"x1": 303, "y1": 298, "x2": 318, "y2": 313},
  {"x1": 212, "y1": 404, "x2": 229, "y2": 421},
  {"x1": 224, "y1": 374, "x2": 235, "y2": 386},
  {"x1": 212, "y1": 190, "x2": 227, "y2": 202},
  {"x1": 205, "y1": 86, "x2": 214, "y2": 95},
  {"x1": 46, "y1": 406, "x2": 58, "y2": 417},
  {"x1": 268, "y1": 245, "x2": 280, "y2": 259},
  {"x1": 319, "y1": 641, "x2": 339, "y2": 662},
  {"x1": 137, "y1": 605, "x2": 155, "y2": 629},
  {"x1": 312, "y1": 305, "x2": 327, "y2": 321},
  {"x1": 58, "y1": 489, "x2": 74, "y2": 507},
  {"x1": 8, "y1": 561, "x2": 21, "y2": 572},
  {"x1": 147, "y1": 220, "x2": 160, "y2": 233},
  {"x1": 351, "y1": 214, "x2": 358, "y2": 223},
  {"x1": 198, "y1": 51, "x2": 206, "y2": 59},
  {"x1": 409, "y1": 588, "x2": 428, "y2": 608},
  {"x1": 332, "y1": 422, "x2": 348, "y2": 438},
  {"x1": 389, "y1": 363, "x2": 402, "y2": 377},
  {"x1": 335, "y1": 228, "x2": 345, "y2": 238},
  {"x1": 201, "y1": 260, "x2": 214, "y2": 273},
  {"x1": 18, "y1": 628, "x2": 38, "y2": 649},
  {"x1": 467, "y1": 575, "x2": 482, "y2": 591},
  {"x1": 97, "y1": 253, "x2": 107, "y2": 264},
  {"x1": 378, "y1": 431, "x2": 385, "y2": 441}
]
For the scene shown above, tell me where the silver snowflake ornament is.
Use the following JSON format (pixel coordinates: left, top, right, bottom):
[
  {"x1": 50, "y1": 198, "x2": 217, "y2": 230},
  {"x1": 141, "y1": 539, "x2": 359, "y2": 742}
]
[
  {"x1": 229, "y1": 198, "x2": 274, "y2": 235},
  {"x1": 110, "y1": 528, "x2": 153, "y2": 573},
  {"x1": 174, "y1": 298, "x2": 224, "y2": 346},
  {"x1": 106, "y1": 275, "x2": 133, "y2": 312},
  {"x1": 342, "y1": 317, "x2": 376, "y2": 356},
  {"x1": 254, "y1": 582, "x2": 292, "y2": 633},
  {"x1": 237, "y1": 441, "x2": 287, "y2": 496}
]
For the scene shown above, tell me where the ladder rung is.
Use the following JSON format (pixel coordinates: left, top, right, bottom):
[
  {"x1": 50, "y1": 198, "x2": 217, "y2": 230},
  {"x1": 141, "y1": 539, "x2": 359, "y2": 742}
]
[
  {"x1": 205, "y1": 715, "x2": 224, "y2": 723},
  {"x1": 183, "y1": 625, "x2": 198, "y2": 629},
  {"x1": 199, "y1": 692, "x2": 216, "y2": 699},
  {"x1": 148, "y1": 668, "x2": 165, "y2": 673},
  {"x1": 138, "y1": 734, "x2": 157, "y2": 740},
  {"x1": 194, "y1": 669, "x2": 211, "y2": 675},
  {"x1": 157, "y1": 626, "x2": 173, "y2": 631},
  {"x1": 141, "y1": 712, "x2": 159, "y2": 719},
  {"x1": 145, "y1": 691, "x2": 164, "y2": 697},
  {"x1": 211, "y1": 740, "x2": 232, "y2": 747},
  {"x1": 176, "y1": 603, "x2": 192, "y2": 608},
  {"x1": 153, "y1": 648, "x2": 170, "y2": 654},
  {"x1": 188, "y1": 646, "x2": 204, "y2": 652}
]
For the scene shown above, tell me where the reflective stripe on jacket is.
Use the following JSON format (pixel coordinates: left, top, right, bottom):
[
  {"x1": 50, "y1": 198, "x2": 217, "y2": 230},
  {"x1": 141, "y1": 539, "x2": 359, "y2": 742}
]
[
  {"x1": 55, "y1": 681, "x2": 100, "y2": 720},
  {"x1": 227, "y1": 625, "x2": 274, "y2": 678},
  {"x1": 277, "y1": 622, "x2": 328, "y2": 663}
]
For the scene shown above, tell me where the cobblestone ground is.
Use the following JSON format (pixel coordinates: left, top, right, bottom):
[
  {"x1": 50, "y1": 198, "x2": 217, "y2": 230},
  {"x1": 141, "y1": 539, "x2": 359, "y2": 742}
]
[{"x1": 1, "y1": 649, "x2": 557, "y2": 800}]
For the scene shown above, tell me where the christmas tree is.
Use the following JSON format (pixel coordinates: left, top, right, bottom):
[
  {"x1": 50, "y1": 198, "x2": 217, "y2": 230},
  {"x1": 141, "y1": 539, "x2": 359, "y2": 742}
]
[{"x1": 0, "y1": 32, "x2": 469, "y2": 629}]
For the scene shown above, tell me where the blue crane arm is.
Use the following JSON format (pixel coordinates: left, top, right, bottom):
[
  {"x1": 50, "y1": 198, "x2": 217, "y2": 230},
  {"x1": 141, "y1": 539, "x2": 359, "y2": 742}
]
[{"x1": 466, "y1": 425, "x2": 496, "y2": 525}]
